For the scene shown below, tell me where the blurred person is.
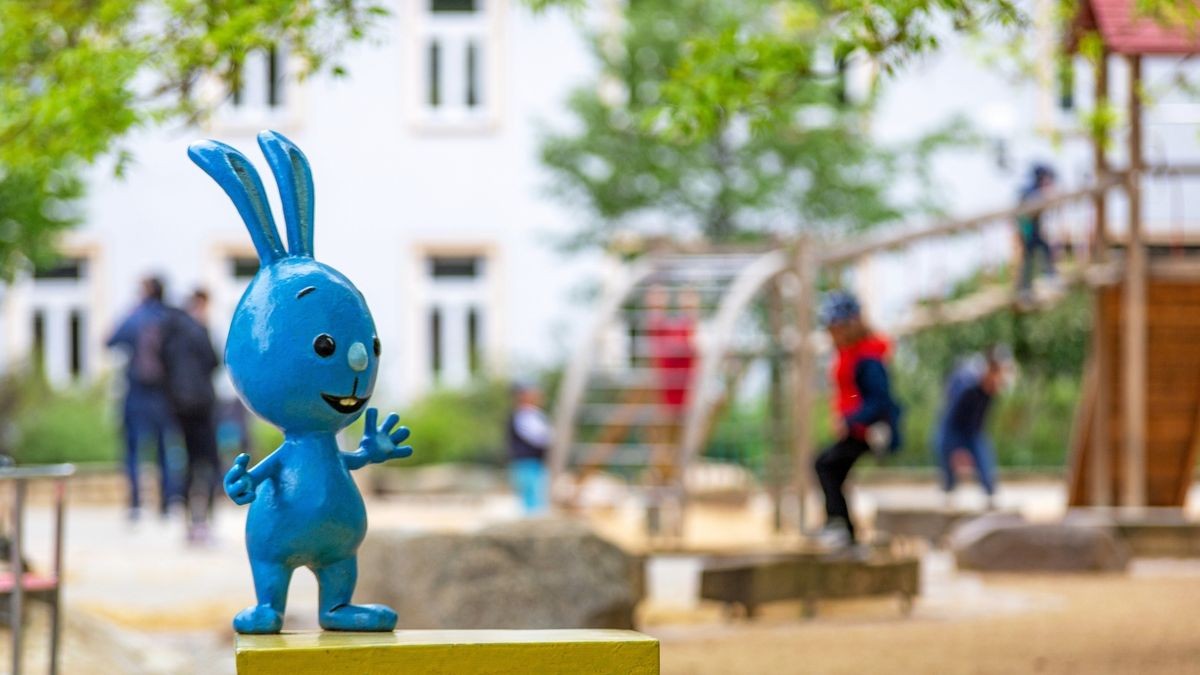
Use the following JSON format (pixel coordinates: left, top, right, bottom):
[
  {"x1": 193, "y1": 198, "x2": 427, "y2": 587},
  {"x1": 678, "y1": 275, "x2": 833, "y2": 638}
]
[
  {"x1": 935, "y1": 346, "x2": 1011, "y2": 510},
  {"x1": 216, "y1": 397, "x2": 252, "y2": 463},
  {"x1": 107, "y1": 275, "x2": 175, "y2": 520},
  {"x1": 647, "y1": 286, "x2": 699, "y2": 412},
  {"x1": 1016, "y1": 163, "x2": 1058, "y2": 299},
  {"x1": 161, "y1": 289, "x2": 220, "y2": 544},
  {"x1": 813, "y1": 291, "x2": 901, "y2": 551},
  {"x1": 508, "y1": 380, "x2": 551, "y2": 515},
  {"x1": 645, "y1": 285, "x2": 700, "y2": 482}
]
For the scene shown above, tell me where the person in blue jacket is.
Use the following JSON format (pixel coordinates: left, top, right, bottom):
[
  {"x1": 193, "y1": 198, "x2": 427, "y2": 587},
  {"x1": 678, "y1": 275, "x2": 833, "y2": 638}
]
[
  {"x1": 107, "y1": 275, "x2": 175, "y2": 521},
  {"x1": 935, "y1": 346, "x2": 1010, "y2": 509},
  {"x1": 814, "y1": 291, "x2": 902, "y2": 550}
]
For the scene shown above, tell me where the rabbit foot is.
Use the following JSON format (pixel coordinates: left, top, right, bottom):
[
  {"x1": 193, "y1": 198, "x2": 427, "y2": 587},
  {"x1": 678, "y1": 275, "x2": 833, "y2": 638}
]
[
  {"x1": 319, "y1": 603, "x2": 398, "y2": 632},
  {"x1": 233, "y1": 605, "x2": 284, "y2": 634}
]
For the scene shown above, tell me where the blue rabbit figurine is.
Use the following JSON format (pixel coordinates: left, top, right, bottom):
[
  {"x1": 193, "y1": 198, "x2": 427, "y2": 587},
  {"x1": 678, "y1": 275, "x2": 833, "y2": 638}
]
[{"x1": 188, "y1": 130, "x2": 413, "y2": 634}]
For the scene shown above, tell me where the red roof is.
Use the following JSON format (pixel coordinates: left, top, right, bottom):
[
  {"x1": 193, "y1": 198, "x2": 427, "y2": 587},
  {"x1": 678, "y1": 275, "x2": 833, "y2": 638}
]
[{"x1": 1069, "y1": 0, "x2": 1200, "y2": 55}]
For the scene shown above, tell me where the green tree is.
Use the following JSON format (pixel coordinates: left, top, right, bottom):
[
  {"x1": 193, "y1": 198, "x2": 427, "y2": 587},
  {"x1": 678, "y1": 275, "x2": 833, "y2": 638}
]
[
  {"x1": 0, "y1": 0, "x2": 386, "y2": 278},
  {"x1": 540, "y1": 0, "x2": 981, "y2": 248}
]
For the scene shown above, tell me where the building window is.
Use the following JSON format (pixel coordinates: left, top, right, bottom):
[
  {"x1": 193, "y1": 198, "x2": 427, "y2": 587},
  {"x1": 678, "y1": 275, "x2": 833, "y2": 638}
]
[
  {"x1": 69, "y1": 309, "x2": 84, "y2": 379},
  {"x1": 230, "y1": 47, "x2": 287, "y2": 113},
  {"x1": 33, "y1": 258, "x2": 84, "y2": 280},
  {"x1": 466, "y1": 41, "x2": 480, "y2": 108},
  {"x1": 231, "y1": 256, "x2": 260, "y2": 280},
  {"x1": 433, "y1": 0, "x2": 476, "y2": 11},
  {"x1": 429, "y1": 307, "x2": 443, "y2": 380},
  {"x1": 431, "y1": 256, "x2": 479, "y2": 278},
  {"x1": 467, "y1": 306, "x2": 481, "y2": 374},
  {"x1": 428, "y1": 41, "x2": 442, "y2": 107},
  {"x1": 29, "y1": 255, "x2": 92, "y2": 385},
  {"x1": 423, "y1": 251, "x2": 491, "y2": 387},
  {"x1": 416, "y1": 0, "x2": 495, "y2": 126},
  {"x1": 31, "y1": 310, "x2": 45, "y2": 375}
]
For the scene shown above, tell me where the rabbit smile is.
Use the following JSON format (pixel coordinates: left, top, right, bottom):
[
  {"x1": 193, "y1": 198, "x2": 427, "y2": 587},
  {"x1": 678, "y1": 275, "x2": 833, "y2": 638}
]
[{"x1": 321, "y1": 392, "x2": 368, "y2": 414}]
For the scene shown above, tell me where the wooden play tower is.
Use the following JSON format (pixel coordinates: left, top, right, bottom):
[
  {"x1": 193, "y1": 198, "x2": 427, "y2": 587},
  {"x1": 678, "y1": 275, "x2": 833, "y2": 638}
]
[{"x1": 1065, "y1": 0, "x2": 1200, "y2": 508}]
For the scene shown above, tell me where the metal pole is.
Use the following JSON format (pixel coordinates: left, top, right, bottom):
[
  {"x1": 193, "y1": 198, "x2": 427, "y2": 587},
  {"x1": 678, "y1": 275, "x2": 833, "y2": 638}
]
[
  {"x1": 50, "y1": 478, "x2": 66, "y2": 675},
  {"x1": 1122, "y1": 54, "x2": 1147, "y2": 508},
  {"x1": 10, "y1": 479, "x2": 25, "y2": 675}
]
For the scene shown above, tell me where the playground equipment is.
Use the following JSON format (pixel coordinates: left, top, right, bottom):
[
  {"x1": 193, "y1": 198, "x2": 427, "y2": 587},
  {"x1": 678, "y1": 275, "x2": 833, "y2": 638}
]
[
  {"x1": 1, "y1": 464, "x2": 73, "y2": 675},
  {"x1": 1062, "y1": 0, "x2": 1200, "y2": 509},
  {"x1": 550, "y1": 244, "x2": 818, "y2": 534},
  {"x1": 552, "y1": 0, "x2": 1200, "y2": 533}
]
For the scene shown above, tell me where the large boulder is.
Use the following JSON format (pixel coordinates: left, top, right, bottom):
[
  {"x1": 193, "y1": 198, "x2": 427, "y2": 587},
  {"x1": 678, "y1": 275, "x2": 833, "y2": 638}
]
[
  {"x1": 358, "y1": 518, "x2": 644, "y2": 629},
  {"x1": 951, "y1": 514, "x2": 1130, "y2": 573}
]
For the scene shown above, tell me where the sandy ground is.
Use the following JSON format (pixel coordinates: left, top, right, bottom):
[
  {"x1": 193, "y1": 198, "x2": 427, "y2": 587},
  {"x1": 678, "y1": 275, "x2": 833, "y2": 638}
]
[
  {"x1": 654, "y1": 564, "x2": 1200, "y2": 674},
  {"x1": 2, "y1": 479, "x2": 1200, "y2": 674}
]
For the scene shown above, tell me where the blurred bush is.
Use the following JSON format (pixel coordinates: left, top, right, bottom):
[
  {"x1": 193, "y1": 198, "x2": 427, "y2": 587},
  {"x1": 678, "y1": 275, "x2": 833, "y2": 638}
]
[
  {"x1": 393, "y1": 380, "x2": 510, "y2": 467},
  {"x1": 8, "y1": 375, "x2": 120, "y2": 465}
]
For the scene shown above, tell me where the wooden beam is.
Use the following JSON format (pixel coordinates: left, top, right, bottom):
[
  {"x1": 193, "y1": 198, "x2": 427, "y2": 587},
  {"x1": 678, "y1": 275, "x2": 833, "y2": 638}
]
[
  {"x1": 819, "y1": 177, "x2": 1124, "y2": 266},
  {"x1": 1122, "y1": 54, "x2": 1148, "y2": 508},
  {"x1": 1090, "y1": 293, "x2": 1112, "y2": 505},
  {"x1": 1092, "y1": 49, "x2": 1109, "y2": 263},
  {"x1": 1176, "y1": 379, "x2": 1200, "y2": 505},
  {"x1": 789, "y1": 239, "x2": 818, "y2": 535}
]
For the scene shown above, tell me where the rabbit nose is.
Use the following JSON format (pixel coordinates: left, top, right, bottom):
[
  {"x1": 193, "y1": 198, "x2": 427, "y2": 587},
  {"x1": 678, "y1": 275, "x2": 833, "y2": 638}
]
[{"x1": 348, "y1": 342, "x2": 369, "y2": 372}]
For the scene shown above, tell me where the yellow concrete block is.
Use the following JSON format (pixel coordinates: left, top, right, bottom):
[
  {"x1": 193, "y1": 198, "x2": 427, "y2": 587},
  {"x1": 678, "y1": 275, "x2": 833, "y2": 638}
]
[{"x1": 236, "y1": 629, "x2": 660, "y2": 675}]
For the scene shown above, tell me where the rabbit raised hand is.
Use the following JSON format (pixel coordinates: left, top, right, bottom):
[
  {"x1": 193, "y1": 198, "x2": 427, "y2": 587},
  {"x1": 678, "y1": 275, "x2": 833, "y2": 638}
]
[{"x1": 190, "y1": 130, "x2": 412, "y2": 635}]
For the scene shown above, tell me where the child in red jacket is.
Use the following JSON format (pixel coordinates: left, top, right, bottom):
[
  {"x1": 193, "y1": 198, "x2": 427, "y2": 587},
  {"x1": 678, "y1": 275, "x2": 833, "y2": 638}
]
[{"x1": 815, "y1": 291, "x2": 901, "y2": 549}]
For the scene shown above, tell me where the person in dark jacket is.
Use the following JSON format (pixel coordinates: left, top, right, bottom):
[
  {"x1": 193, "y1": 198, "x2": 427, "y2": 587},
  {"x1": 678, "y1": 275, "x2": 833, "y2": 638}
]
[
  {"x1": 161, "y1": 289, "x2": 220, "y2": 543},
  {"x1": 507, "y1": 381, "x2": 551, "y2": 515},
  {"x1": 107, "y1": 275, "x2": 174, "y2": 520},
  {"x1": 935, "y1": 346, "x2": 1010, "y2": 509},
  {"x1": 814, "y1": 291, "x2": 901, "y2": 549}
]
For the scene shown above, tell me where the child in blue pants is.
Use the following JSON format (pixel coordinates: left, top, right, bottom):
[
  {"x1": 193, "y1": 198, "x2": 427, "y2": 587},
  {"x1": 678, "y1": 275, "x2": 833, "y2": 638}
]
[{"x1": 936, "y1": 348, "x2": 1008, "y2": 507}]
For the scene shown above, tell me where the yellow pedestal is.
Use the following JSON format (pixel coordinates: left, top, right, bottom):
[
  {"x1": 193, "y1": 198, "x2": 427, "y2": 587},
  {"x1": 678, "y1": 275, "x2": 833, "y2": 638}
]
[{"x1": 235, "y1": 629, "x2": 660, "y2": 675}]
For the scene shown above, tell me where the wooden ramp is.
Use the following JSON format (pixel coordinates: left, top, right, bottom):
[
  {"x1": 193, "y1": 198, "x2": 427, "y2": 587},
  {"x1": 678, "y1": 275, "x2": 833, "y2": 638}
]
[{"x1": 1069, "y1": 279, "x2": 1200, "y2": 506}]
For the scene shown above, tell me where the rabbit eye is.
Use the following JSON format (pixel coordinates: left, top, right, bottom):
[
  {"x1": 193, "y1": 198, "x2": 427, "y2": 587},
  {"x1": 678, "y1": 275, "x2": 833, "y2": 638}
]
[
  {"x1": 313, "y1": 334, "x2": 336, "y2": 358},
  {"x1": 373, "y1": 337, "x2": 381, "y2": 357}
]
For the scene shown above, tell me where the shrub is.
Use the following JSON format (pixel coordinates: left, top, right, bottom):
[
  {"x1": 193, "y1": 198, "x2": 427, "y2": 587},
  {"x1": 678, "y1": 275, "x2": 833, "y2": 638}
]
[
  {"x1": 393, "y1": 380, "x2": 510, "y2": 466},
  {"x1": 11, "y1": 378, "x2": 121, "y2": 465}
]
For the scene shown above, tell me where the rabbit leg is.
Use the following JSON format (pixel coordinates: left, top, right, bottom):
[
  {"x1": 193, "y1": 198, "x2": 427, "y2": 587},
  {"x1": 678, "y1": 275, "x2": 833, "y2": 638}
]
[
  {"x1": 314, "y1": 556, "x2": 397, "y2": 632},
  {"x1": 233, "y1": 559, "x2": 293, "y2": 634}
]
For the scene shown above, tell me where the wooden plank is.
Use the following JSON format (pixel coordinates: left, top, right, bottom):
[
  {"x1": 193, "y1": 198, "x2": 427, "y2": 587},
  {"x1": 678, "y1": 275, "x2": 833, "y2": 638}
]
[{"x1": 235, "y1": 631, "x2": 660, "y2": 675}]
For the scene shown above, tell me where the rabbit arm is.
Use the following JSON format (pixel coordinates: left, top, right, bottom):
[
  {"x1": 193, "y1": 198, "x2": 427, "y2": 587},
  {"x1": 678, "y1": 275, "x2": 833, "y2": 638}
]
[
  {"x1": 339, "y1": 448, "x2": 371, "y2": 472},
  {"x1": 345, "y1": 408, "x2": 414, "y2": 470},
  {"x1": 224, "y1": 451, "x2": 282, "y2": 505}
]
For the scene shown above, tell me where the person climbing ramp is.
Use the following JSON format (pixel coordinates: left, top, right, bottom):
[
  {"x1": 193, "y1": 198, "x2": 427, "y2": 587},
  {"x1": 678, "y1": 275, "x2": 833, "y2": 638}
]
[
  {"x1": 1016, "y1": 163, "x2": 1059, "y2": 302},
  {"x1": 813, "y1": 291, "x2": 901, "y2": 552}
]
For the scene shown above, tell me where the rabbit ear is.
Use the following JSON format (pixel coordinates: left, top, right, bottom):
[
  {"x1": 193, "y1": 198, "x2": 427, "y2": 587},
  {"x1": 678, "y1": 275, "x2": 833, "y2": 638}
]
[
  {"x1": 257, "y1": 130, "x2": 314, "y2": 258},
  {"x1": 188, "y1": 139, "x2": 287, "y2": 266}
]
